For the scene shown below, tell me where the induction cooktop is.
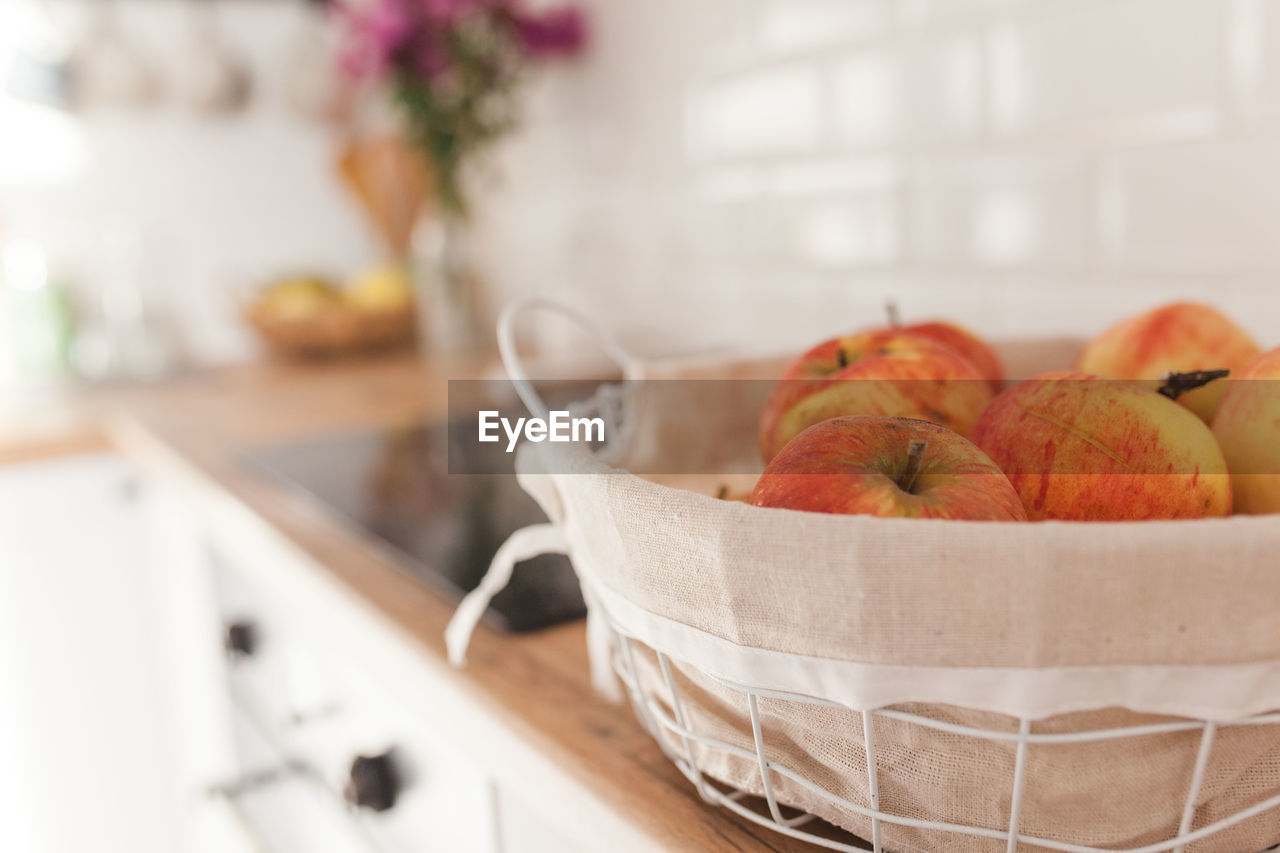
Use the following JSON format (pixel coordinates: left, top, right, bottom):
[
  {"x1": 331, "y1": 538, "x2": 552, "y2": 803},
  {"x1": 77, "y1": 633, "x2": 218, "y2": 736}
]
[{"x1": 240, "y1": 419, "x2": 586, "y2": 632}]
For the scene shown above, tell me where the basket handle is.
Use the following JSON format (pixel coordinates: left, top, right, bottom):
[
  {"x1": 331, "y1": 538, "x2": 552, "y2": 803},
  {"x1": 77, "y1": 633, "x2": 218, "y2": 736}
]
[
  {"x1": 496, "y1": 297, "x2": 643, "y2": 421},
  {"x1": 445, "y1": 522, "x2": 569, "y2": 667},
  {"x1": 448, "y1": 300, "x2": 635, "y2": 698}
]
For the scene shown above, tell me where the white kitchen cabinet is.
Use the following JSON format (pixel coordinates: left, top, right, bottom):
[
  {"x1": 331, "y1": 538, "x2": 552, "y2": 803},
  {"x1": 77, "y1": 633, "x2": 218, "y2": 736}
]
[
  {"x1": 493, "y1": 783, "x2": 576, "y2": 853},
  {"x1": 0, "y1": 447, "x2": 582, "y2": 853},
  {"x1": 0, "y1": 453, "x2": 180, "y2": 853},
  {"x1": 202, "y1": 539, "x2": 499, "y2": 853}
]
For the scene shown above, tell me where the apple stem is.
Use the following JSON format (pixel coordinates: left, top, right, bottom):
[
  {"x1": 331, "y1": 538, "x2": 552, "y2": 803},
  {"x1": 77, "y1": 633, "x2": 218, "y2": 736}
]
[
  {"x1": 900, "y1": 440, "x2": 927, "y2": 494},
  {"x1": 1158, "y1": 369, "x2": 1230, "y2": 400},
  {"x1": 885, "y1": 299, "x2": 902, "y2": 329},
  {"x1": 836, "y1": 348, "x2": 849, "y2": 368}
]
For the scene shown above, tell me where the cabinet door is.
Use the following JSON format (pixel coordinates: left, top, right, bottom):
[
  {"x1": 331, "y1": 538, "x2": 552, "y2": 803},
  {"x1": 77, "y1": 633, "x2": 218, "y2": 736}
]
[
  {"x1": 139, "y1": 483, "x2": 246, "y2": 853},
  {"x1": 206, "y1": 542, "x2": 499, "y2": 853},
  {"x1": 494, "y1": 783, "x2": 577, "y2": 853},
  {"x1": 0, "y1": 453, "x2": 180, "y2": 853}
]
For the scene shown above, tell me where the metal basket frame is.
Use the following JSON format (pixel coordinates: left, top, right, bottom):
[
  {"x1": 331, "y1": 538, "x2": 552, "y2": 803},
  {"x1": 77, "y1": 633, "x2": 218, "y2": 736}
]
[
  {"x1": 603, "y1": 608, "x2": 1280, "y2": 853},
  {"x1": 481, "y1": 300, "x2": 1280, "y2": 853}
]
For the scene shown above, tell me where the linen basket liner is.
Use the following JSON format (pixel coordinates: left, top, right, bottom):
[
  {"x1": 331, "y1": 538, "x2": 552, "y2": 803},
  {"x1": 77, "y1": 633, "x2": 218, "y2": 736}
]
[{"x1": 452, "y1": 329, "x2": 1280, "y2": 852}]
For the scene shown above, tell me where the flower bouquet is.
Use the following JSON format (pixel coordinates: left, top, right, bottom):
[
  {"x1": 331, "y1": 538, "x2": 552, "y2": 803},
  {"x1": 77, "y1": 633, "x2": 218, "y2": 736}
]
[{"x1": 338, "y1": 0, "x2": 587, "y2": 217}]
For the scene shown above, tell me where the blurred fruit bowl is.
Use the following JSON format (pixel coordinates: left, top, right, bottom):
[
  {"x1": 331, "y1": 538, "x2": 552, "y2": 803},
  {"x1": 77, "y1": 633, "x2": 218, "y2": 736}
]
[{"x1": 246, "y1": 266, "x2": 417, "y2": 360}]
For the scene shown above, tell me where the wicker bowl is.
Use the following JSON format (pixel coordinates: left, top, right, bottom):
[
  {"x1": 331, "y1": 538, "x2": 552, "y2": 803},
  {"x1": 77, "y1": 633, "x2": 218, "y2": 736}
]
[{"x1": 246, "y1": 301, "x2": 417, "y2": 360}]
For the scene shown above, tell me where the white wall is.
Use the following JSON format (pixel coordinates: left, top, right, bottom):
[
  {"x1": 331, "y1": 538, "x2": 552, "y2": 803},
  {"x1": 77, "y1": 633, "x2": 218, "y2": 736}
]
[
  {"x1": 7, "y1": 0, "x2": 1280, "y2": 366},
  {"x1": 1, "y1": 0, "x2": 377, "y2": 364},
  {"x1": 478, "y1": 0, "x2": 1280, "y2": 356}
]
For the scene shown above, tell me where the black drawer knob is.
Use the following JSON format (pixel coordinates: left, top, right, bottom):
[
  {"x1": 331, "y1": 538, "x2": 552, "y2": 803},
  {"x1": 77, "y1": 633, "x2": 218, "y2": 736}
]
[
  {"x1": 345, "y1": 751, "x2": 400, "y2": 812},
  {"x1": 224, "y1": 621, "x2": 257, "y2": 658}
]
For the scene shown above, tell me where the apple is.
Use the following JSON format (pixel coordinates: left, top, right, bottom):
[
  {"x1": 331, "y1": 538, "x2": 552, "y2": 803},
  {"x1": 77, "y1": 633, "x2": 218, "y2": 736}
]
[
  {"x1": 255, "y1": 275, "x2": 341, "y2": 320},
  {"x1": 750, "y1": 416, "x2": 1027, "y2": 521},
  {"x1": 969, "y1": 371, "x2": 1232, "y2": 521},
  {"x1": 345, "y1": 262, "x2": 414, "y2": 313},
  {"x1": 1076, "y1": 302, "x2": 1261, "y2": 422},
  {"x1": 875, "y1": 303, "x2": 1005, "y2": 390},
  {"x1": 1211, "y1": 347, "x2": 1280, "y2": 514},
  {"x1": 887, "y1": 320, "x2": 1005, "y2": 392},
  {"x1": 758, "y1": 330, "x2": 993, "y2": 463}
]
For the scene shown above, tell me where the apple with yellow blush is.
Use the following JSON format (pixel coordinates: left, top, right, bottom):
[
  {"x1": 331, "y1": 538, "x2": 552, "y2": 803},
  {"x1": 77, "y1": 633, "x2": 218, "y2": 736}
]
[
  {"x1": 1077, "y1": 302, "x2": 1260, "y2": 422},
  {"x1": 1211, "y1": 347, "x2": 1280, "y2": 514},
  {"x1": 969, "y1": 371, "x2": 1232, "y2": 521},
  {"x1": 758, "y1": 330, "x2": 993, "y2": 463}
]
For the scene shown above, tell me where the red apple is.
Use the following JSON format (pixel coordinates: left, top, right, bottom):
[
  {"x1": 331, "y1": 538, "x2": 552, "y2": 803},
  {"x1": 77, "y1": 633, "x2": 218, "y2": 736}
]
[
  {"x1": 891, "y1": 321, "x2": 1005, "y2": 392},
  {"x1": 1077, "y1": 302, "x2": 1260, "y2": 422},
  {"x1": 750, "y1": 416, "x2": 1027, "y2": 521},
  {"x1": 1210, "y1": 347, "x2": 1280, "y2": 514},
  {"x1": 758, "y1": 330, "x2": 993, "y2": 463},
  {"x1": 969, "y1": 371, "x2": 1232, "y2": 521}
]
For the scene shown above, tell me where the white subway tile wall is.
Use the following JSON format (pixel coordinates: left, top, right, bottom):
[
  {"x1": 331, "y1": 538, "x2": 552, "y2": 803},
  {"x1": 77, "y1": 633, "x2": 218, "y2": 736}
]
[
  {"x1": 480, "y1": 0, "x2": 1280, "y2": 357},
  {"x1": 6, "y1": 0, "x2": 1280, "y2": 363}
]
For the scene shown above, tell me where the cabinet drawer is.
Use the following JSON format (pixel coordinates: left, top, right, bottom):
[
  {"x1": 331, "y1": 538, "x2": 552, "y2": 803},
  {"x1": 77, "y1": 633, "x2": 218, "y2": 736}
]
[{"x1": 209, "y1": 548, "x2": 496, "y2": 853}]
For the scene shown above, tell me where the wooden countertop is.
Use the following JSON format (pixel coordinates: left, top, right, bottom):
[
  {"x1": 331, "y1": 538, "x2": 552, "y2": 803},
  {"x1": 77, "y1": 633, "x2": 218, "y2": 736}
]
[{"x1": 16, "y1": 354, "x2": 840, "y2": 853}]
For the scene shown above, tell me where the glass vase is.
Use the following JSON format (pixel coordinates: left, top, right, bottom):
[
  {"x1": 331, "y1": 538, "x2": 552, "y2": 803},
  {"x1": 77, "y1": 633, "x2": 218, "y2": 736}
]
[{"x1": 410, "y1": 212, "x2": 493, "y2": 360}]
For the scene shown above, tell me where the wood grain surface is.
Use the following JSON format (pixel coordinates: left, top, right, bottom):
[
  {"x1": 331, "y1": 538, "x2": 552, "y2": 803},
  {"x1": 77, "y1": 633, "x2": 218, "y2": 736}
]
[{"x1": 56, "y1": 353, "x2": 857, "y2": 853}]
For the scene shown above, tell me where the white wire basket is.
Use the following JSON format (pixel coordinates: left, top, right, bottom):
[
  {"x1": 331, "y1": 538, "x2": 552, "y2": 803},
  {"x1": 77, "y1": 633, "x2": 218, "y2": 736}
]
[
  {"x1": 448, "y1": 299, "x2": 1280, "y2": 853},
  {"x1": 605, "y1": 607, "x2": 1280, "y2": 853}
]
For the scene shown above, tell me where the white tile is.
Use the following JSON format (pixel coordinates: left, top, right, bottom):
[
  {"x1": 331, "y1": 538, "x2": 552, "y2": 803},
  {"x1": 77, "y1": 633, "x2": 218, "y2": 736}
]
[
  {"x1": 757, "y1": 0, "x2": 891, "y2": 54},
  {"x1": 693, "y1": 0, "x2": 765, "y2": 71},
  {"x1": 1114, "y1": 136, "x2": 1280, "y2": 270},
  {"x1": 765, "y1": 157, "x2": 903, "y2": 196},
  {"x1": 830, "y1": 52, "x2": 901, "y2": 146},
  {"x1": 831, "y1": 35, "x2": 983, "y2": 147},
  {"x1": 691, "y1": 166, "x2": 767, "y2": 204},
  {"x1": 899, "y1": 0, "x2": 1025, "y2": 27},
  {"x1": 1228, "y1": 0, "x2": 1280, "y2": 115},
  {"x1": 685, "y1": 65, "x2": 824, "y2": 158},
  {"x1": 691, "y1": 157, "x2": 903, "y2": 203},
  {"x1": 986, "y1": 0, "x2": 1225, "y2": 136},
  {"x1": 786, "y1": 194, "x2": 902, "y2": 267},
  {"x1": 907, "y1": 35, "x2": 985, "y2": 141},
  {"x1": 910, "y1": 155, "x2": 1099, "y2": 267},
  {"x1": 679, "y1": 197, "x2": 787, "y2": 265}
]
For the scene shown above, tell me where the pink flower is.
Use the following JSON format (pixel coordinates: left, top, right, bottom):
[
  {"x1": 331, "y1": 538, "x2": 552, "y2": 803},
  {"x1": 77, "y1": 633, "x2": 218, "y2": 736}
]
[
  {"x1": 339, "y1": 0, "x2": 502, "y2": 80},
  {"x1": 337, "y1": 0, "x2": 415, "y2": 78},
  {"x1": 512, "y1": 6, "x2": 586, "y2": 57},
  {"x1": 421, "y1": 0, "x2": 484, "y2": 20},
  {"x1": 409, "y1": 32, "x2": 452, "y2": 80}
]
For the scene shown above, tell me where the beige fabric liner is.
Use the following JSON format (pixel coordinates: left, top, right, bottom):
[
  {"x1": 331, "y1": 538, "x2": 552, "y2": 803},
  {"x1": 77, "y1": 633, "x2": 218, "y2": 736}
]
[{"x1": 503, "y1": 340, "x2": 1280, "y2": 851}]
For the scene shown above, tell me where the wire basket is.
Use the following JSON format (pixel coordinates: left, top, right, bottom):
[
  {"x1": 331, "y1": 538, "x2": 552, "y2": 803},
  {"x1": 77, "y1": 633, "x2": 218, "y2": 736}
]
[
  {"x1": 447, "y1": 299, "x2": 1280, "y2": 853},
  {"x1": 604, "y1": 605, "x2": 1280, "y2": 853}
]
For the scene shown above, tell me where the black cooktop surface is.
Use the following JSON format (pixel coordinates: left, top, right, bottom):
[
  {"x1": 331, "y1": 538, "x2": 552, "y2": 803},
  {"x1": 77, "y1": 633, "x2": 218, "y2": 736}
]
[{"x1": 240, "y1": 420, "x2": 585, "y2": 632}]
